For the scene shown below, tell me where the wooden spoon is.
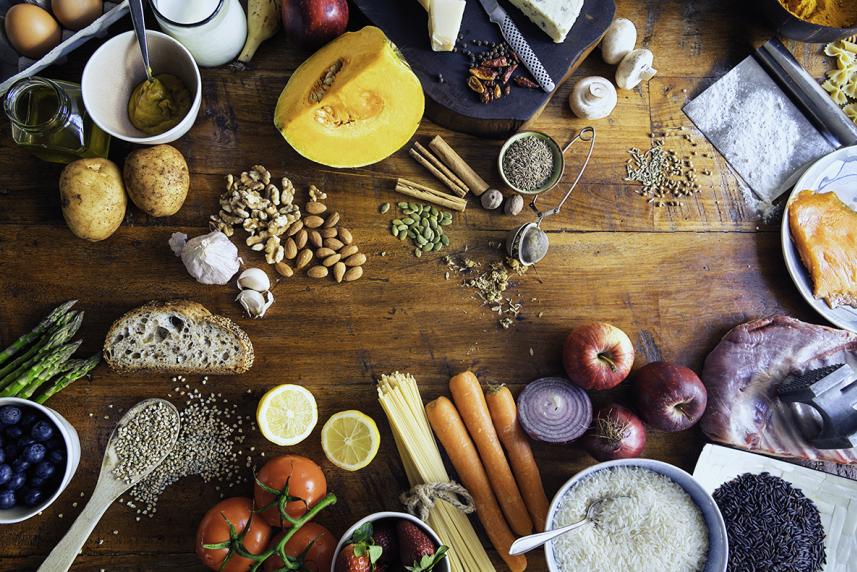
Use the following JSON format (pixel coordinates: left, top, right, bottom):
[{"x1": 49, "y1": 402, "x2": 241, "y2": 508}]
[{"x1": 38, "y1": 398, "x2": 180, "y2": 572}]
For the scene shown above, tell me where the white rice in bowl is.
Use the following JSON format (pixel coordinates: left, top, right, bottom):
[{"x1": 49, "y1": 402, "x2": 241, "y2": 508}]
[{"x1": 551, "y1": 466, "x2": 708, "y2": 572}]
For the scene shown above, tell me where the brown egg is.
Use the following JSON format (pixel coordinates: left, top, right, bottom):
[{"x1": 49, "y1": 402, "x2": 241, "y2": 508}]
[
  {"x1": 51, "y1": 0, "x2": 103, "y2": 31},
  {"x1": 4, "y1": 4, "x2": 61, "y2": 59}
]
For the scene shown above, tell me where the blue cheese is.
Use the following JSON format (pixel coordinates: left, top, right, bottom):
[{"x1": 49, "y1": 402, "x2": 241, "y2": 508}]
[{"x1": 507, "y1": 0, "x2": 583, "y2": 43}]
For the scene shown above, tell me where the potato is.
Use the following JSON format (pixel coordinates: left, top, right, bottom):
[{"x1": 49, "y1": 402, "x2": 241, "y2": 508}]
[
  {"x1": 123, "y1": 144, "x2": 189, "y2": 217},
  {"x1": 59, "y1": 158, "x2": 127, "y2": 242}
]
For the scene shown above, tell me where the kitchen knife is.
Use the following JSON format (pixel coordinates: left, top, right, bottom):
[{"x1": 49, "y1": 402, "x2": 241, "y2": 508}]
[{"x1": 477, "y1": 0, "x2": 555, "y2": 93}]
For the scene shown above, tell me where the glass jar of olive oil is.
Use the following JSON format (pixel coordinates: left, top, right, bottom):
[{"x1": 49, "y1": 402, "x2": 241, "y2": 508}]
[{"x1": 3, "y1": 77, "x2": 110, "y2": 163}]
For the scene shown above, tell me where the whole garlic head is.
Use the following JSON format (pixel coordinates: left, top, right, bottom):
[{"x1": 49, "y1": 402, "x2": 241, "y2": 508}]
[
  {"x1": 172, "y1": 231, "x2": 241, "y2": 285},
  {"x1": 236, "y1": 289, "x2": 274, "y2": 319},
  {"x1": 237, "y1": 268, "x2": 270, "y2": 292}
]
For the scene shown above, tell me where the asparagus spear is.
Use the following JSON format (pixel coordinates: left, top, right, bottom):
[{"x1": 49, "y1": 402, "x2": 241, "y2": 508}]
[
  {"x1": 34, "y1": 353, "x2": 100, "y2": 404},
  {"x1": 0, "y1": 340, "x2": 81, "y2": 398},
  {"x1": 0, "y1": 300, "x2": 76, "y2": 367},
  {"x1": 0, "y1": 312, "x2": 84, "y2": 392},
  {"x1": 0, "y1": 311, "x2": 83, "y2": 384}
]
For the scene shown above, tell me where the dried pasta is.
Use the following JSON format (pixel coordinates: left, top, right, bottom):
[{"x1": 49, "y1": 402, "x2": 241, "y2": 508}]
[{"x1": 378, "y1": 372, "x2": 496, "y2": 572}]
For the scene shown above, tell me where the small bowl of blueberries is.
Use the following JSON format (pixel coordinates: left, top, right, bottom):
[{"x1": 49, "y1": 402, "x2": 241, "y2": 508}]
[{"x1": 0, "y1": 398, "x2": 80, "y2": 523}]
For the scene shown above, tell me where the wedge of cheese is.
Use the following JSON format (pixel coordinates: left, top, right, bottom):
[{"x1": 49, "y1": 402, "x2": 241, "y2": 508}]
[
  {"x1": 417, "y1": 0, "x2": 466, "y2": 52},
  {"x1": 507, "y1": 0, "x2": 583, "y2": 43}
]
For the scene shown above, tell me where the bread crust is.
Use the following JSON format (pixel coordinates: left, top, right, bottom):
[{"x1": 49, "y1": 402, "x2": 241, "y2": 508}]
[{"x1": 103, "y1": 300, "x2": 254, "y2": 375}]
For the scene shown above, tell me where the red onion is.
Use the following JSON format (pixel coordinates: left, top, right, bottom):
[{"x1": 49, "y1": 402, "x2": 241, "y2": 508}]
[
  {"x1": 517, "y1": 377, "x2": 592, "y2": 443},
  {"x1": 581, "y1": 404, "x2": 646, "y2": 461}
]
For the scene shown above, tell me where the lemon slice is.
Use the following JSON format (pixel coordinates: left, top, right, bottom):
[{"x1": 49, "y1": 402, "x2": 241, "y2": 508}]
[
  {"x1": 321, "y1": 410, "x2": 380, "y2": 471},
  {"x1": 256, "y1": 384, "x2": 318, "y2": 446}
]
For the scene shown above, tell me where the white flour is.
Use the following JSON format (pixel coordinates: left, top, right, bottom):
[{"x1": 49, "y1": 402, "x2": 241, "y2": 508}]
[{"x1": 691, "y1": 68, "x2": 741, "y2": 133}]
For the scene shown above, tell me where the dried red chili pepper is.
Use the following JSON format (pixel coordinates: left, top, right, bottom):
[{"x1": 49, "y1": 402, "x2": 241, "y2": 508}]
[
  {"x1": 467, "y1": 76, "x2": 486, "y2": 94},
  {"x1": 469, "y1": 67, "x2": 498, "y2": 81},
  {"x1": 502, "y1": 63, "x2": 518, "y2": 85},
  {"x1": 481, "y1": 57, "x2": 509, "y2": 68},
  {"x1": 513, "y1": 76, "x2": 539, "y2": 89}
]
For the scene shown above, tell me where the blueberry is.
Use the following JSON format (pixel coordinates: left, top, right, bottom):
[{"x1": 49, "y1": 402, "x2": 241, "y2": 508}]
[
  {"x1": 30, "y1": 421, "x2": 53, "y2": 442},
  {"x1": 16, "y1": 437, "x2": 34, "y2": 450},
  {"x1": 33, "y1": 461, "x2": 54, "y2": 480},
  {"x1": 0, "y1": 490, "x2": 15, "y2": 509},
  {"x1": 0, "y1": 406, "x2": 21, "y2": 426},
  {"x1": 10, "y1": 458, "x2": 29, "y2": 473},
  {"x1": 28, "y1": 476, "x2": 45, "y2": 488},
  {"x1": 3, "y1": 472, "x2": 25, "y2": 491},
  {"x1": 19, "y1": 411, "x2": 37, "y2": 429},
  {"x1": 48, "y1": 450, "x2": 64, "y2": 464},
  {"x1": 4, "y1": 426, "x2": 22, "y2": 440},
  {"x1": 0, "y1": 465, "x2": 10, "y2": 486},
  {"x1": 21, "y1": 488, "x2": 42, "y2": 507},
  {"x1": 22, "y1": 443, "x2": 45, "y2": 464}
]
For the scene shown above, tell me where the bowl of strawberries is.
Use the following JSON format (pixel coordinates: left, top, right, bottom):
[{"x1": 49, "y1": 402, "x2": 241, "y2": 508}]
[{"x1": 333, "y1": 511, "x2": 450, "y2": 572}]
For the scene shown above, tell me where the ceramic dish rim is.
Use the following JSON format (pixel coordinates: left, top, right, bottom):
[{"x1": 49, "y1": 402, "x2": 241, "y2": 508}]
[
  {"x1": 81, "y1": 29, "x2": 202, "y2": 145},
  {"x1": 498, "y1": 131, "x2": 565, "y2": 195},
  {"x1": 544, "y1": 458, "x2": 728, "y2": 572},
  {"x1": 780, "y1": 144, "x2": 857, "y2": 333}
]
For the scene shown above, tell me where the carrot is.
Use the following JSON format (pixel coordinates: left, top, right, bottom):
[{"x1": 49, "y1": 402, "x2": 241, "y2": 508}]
[
  {"x1": 486, "y1": 385, "x2": 550, "y2": 532},
  {"x1": 426, "y1": 396, "x2": 527, "y2": 572}
]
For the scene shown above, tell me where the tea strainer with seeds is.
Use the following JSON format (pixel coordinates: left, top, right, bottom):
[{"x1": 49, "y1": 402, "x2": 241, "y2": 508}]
[{"x1": 506, "y1": 127, "x2": 596, "y2": 266}]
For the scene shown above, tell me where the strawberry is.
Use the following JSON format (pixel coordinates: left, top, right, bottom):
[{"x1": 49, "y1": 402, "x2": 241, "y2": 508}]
[
  {"x1": 372, "y1": 522, "x2": 398, "y2": 565},
  {"x1": 335, "y1": 523, "x2": 383, "y2": 572},
  {"x1": 396, "y1": 521, "x2": 449, "y2": 572}
]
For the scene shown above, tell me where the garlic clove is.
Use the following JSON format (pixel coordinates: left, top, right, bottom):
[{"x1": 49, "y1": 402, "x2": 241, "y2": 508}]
[
  {"x1": 169, "y1": 232, "x2": 188, "y2": 256},
  {"x1": 236, "y1": 289, "x2": 274, "y2": 319},
  {"x1": 237, "y1": 267, "x2": 271, "y2": 292}
]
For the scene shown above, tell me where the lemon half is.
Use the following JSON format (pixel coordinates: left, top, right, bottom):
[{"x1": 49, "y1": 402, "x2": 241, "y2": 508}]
[
  {"x1": 256, "y1": 384, "x2": 318, "y2": 446},
  {"x1": 321, "y1": 410, "x2": 380, "y2": 471}
]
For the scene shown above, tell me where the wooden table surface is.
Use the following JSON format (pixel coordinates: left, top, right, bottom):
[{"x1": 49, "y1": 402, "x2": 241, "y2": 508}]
[{"x1": 0, "y1": 0, "x2": 846, "y2": 570}]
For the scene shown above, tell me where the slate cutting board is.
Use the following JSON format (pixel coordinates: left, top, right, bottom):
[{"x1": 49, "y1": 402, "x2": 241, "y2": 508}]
[{"x1": 351, "y1": 0, "x2": 615, "y2": 138}]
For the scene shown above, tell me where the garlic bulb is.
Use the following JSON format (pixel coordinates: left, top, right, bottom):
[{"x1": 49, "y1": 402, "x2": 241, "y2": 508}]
[
  {"x1": 569, "y1": 77, "x2": 617, "y2": 119},
  {"x1": 171, "y1": 230, "x2": 240, "y2": 285},
  {"x1": 237, "y1": 268, "x2": 270, "y2": 292},
  {"x1": 236, "y1": 289, "x2": 274, "y2": 319}
]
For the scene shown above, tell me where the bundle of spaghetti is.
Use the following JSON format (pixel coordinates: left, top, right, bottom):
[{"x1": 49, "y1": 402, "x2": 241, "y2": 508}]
[{"x1": 378, "y1": 372, "x2": 495, "y2": 572}]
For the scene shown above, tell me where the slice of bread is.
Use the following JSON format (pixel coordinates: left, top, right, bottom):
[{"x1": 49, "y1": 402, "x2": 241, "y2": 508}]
[{"x1": 103, "y1": 300, "x2": 254, "y2": 375}]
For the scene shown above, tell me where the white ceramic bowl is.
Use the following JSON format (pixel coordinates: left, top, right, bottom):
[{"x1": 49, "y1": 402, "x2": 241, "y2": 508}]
[
  {"x1": 545, "y1": 459, "x2": 728, "y2": 572},
  {"x1": 332, "y1": 511, "x2": 451, "y2": 572},
  {"x1": 0, "y1": 398, "x2": 81, "y2": 524},
  {"x1": 81, "y1": 30, "x2": 201, "y2": 145}
]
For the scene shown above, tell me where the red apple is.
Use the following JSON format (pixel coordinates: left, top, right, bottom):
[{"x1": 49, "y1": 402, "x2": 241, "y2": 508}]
[
  {"x1": 633, "y1": 361, "x2": 707, "y2": 432},
  {"x1": 282, "y1": 0, "x2": 349, "y2": 48},
  {"x1": 562, "y1": 323, "x2": 635, "y2": 390}
]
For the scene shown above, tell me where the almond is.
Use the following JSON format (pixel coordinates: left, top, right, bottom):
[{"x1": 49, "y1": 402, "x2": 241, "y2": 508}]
[
  {"x1": 295, "y1": 229, "x2": 308, "y2": 249},
  {"x1": 339, "y1": 245, "x2": 359, "y2": 258},
  {"x1": 320, "y1": 228, "x2": 337, "y2": 239},
  {"x1": 304, "y1": 215, "x2": 324, "y2": 229},
  {"x1": 284, "y1": 237, "x2": 297, "y2": 259},
  {"x1": 344, "y1": 266, "x2": 363, "y2": 282},
  {"x1": 274, "y1": 262, "x2": 293, "y2": 277},
  {"x1": 315, "y1": 247, "x2": 336, "y2": 258},
  {"x1": 323, "y1": 211, "x2": 340, "y2": 228},
  {"x1": 333, "y1": 262, "x2": 346, "y2": 283},
  {"x1": 324, "y1": 238, "x2": 344, "y2": 251},
  {"x1": 338, "y1": 227, "x2": 353, "y2": 245},
  {"x1": 307, "y1": 265, "x2": 329, "y2": 278},
  {"x1": 295, "y1": 249, "x2": 313, "y2": 270},
  {"x1": 322, "y1": 253, "x2": 341, "y2": 267},
  {"x1": 344, "y1": 253, "x2": 366, "y2": 267},
  {"x1": 286, "y1": 220, "x2": 303, "y2": 236},
  {"x1": 306, "y1": 201, "x2": 327, "y2": 215},
  {"x1": 309, "y1": 231, "x2": 323, "y2": 248}
]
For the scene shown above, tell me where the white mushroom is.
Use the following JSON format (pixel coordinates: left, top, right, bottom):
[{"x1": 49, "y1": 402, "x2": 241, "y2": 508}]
[
  {"x1": 569, "y1": 77, "x2": 617, "y2": 119},
  {"x1": 601, "y1": 18, "x2": 637, "y2": 65},
  {"x1": 616, "y1": 48, "x2": 657, "y2": 90}
]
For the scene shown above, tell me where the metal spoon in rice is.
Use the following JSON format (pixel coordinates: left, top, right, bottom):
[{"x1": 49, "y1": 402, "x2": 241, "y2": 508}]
[
  {"x1": 508, "y1": 496, "x2": 626, "y2": 556},
  {"x1": 38, "y1": 399, "x2": 180, "y2": 572}
]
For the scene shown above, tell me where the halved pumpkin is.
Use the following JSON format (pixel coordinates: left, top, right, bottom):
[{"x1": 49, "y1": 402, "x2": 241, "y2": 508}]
[{"x1": 274, "y1": 26, "x2": 425, "y2": 168}]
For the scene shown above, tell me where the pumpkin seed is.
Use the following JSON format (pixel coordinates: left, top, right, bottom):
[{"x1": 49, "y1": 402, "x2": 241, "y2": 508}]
[
  {"x1": 431, "y1": 206, "x2": 439, "y2": 216},
  {"x1": 379, "y1": 202, "x2": 391, "y2": 214},
  {"x1": 397, "y1": 224, "x2": 407, "y2": 233},
  {"x1": 414, "y1": 248, "x2": 422, "y2": 258},
  {"x1": 441, "y1": 234, "x2": 450, "y2": 246},
  {"x1": 399, "y1": 232, "x2": 407, "y2": 241},
  {"x1": 415, "y1": 235, "x2": 427, "y2": 246},
  {"x1": 421, "y1": 243, "x2": 433, "y2": 252},
  {"x1": 393, "y1": 219, "x2": 403, "y2": 226},
  {"x1": 392, "y1": 227, "x2": 400, "y2": 238},
  {"x1": 397, "y1": 201, "x2": 409, "y2": 209},
  {"x1": 403, "y1": 217, "x2": 415, "y2": 225}
]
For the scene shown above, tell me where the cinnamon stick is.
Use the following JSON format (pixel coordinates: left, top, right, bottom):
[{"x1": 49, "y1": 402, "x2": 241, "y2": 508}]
[
  {"x1": 395, "y1": 179, "x2": 467, "y2": 212},
  {"x1": 408, "y1": 148, "x2": 468, "y2": 198},
  {"x1": 428, "y1": 135, "x2": 490, "y2": 196},
  {"x1": 413, "y1": 141, "x2": 469, "y2": 197}
]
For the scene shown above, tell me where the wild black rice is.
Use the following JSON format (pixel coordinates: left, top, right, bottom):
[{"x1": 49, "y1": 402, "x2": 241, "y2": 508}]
[{"x1": 712, "y1": 472, "x2": 826, "y2": 572}]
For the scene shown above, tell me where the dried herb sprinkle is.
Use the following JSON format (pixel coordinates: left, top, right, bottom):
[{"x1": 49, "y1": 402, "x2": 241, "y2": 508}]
[{"x1": 502, "y1": 136, "x2": 555, "y2": 192}]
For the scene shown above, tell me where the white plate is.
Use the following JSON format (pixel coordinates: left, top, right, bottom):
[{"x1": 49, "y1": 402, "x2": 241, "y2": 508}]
[
  {"x1": 693, "y1": 445, "x2": 857, "y2": 572},
  {"x1": 781, "y1": 145, "x2": 857, "y2": 333}
]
